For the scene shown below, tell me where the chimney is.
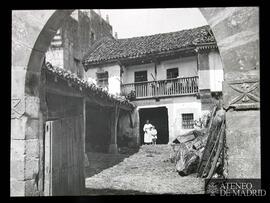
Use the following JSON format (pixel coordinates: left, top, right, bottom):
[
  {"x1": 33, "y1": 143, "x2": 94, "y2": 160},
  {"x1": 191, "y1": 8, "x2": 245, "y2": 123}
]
[
  {"x1": 106, "y1": 14, "x2": 109, "y2": 24},
  {"x1": 114, "y1": 32, "x2": 118, "y2": 39}
]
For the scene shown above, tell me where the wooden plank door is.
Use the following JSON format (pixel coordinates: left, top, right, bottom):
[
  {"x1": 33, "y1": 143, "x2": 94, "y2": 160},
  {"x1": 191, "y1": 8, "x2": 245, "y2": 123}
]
[
  {"x1": 44, "y1": 121, "x2": 52, "y2": 196},
  {"x1": 44, "y1": 115, "x2": 84, "y2": 196}
]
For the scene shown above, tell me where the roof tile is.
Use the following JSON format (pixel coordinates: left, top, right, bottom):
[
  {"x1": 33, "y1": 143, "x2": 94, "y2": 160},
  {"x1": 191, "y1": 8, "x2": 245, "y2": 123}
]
[
  {"x1": 82, "y1": 25, "x2": 216, "y2": 65},
  {"x1": 43, "y1": 62, "x2": 135, "y2": 110}
]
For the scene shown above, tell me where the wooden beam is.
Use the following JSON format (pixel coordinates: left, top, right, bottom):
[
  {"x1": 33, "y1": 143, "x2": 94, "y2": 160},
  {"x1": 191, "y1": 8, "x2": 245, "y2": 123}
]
[
  {"x1": 112, "y1": 105, "x2": 120, "y2": 144},
  {"x1": 82, "y1": 98, "x2": 86, "y2": 156},
  {"x1": 109, "y1": 106, "x2": 120, "y2": 153},
  {"x1": 128, "y1": 111, "x2": 134, "y2": 128},
  {"x1": 46, "y1": 85, "x2": 83, "y2": 98},
  {"x1": 46, "y1": 73, "x2": 133, "y2": 111}
]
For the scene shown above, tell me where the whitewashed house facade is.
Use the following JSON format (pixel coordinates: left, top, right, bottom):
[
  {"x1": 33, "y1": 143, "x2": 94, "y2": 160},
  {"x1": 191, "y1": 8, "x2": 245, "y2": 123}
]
[{"x1": 82, "y1": 25, "x2": 223, "y2": 145}]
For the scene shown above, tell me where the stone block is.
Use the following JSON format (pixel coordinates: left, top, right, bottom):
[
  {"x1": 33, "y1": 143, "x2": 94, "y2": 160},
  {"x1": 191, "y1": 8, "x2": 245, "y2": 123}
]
[
  {"x1": 33, "y1": 10, "x2": 74, "y2": 53},
  {"x1": 218, "y1": 30, "x2": 258, "y2": 54},
  {"x1": 25, "y1": 179, "x2": 39, "y2": 196},
  {"x1": 211, "y1": 7, "x2": 259, "y2": 42},
  {"x1": 221, "y1": 40, "x2": 259, "y2": 74},
  {"x1": 11, "y1": 96, "x2": 26, "y2": 119},
  {"x1": 25, "y1": 96, "x2": 40, "y2": 118},
  {"x1": 12, "y1": 10, "x2": 52, "y2": 52},
  {"x1": 206, "y1": 8, "x2": 241, "y2": 27},
  {"x1": 27, "y1": 49, "x2": 45, "y2": 73},
  {"x1": 226, "y1": 110, "x2": 260, "y2": 178},
  {"x1": 11, "y1": 116, "x2": 27, "y2": 139},
  {"x1": 12, "y1": 69, "x2": 26, "y2": 99},
  {"x1": 226, "y1": 111, "x2": 260, "y2": 137},
  {"x1": 25, "y1": 71, "x2": 41, "y2": 96},
  {"x1": 222, "y1": 73, "x2": 260, "y2": 110},
  {"x1": 25, "y1": 139, "x2": 40, "y2": 158},
  {"x1": 25, "y1": 119, "x2": 39, "y2": 140},
  {"x1": 10, "y1": 179, "x2": 25, "y2": 196},
  {"x1": 24, "y1": 158, "x2": 39, "y2": 180},
  {"x1": 227, "y1": 156, "x2": 260, "y2": 179},
  {"x1": 199, "y1": 8, "x2": 227, "y2": 21},
  {"x1": 12, "y1": 40, "x2": 32, "y2": 68},
  {"x1": 11, "y1": 139, "x2": 26, "y2": 160},
  {"x1": 11, "y1": 159, "x2": 25, "y2": 181},
  {"x1": 225, "y1": 70, "x2": 259, "y2": 82}
]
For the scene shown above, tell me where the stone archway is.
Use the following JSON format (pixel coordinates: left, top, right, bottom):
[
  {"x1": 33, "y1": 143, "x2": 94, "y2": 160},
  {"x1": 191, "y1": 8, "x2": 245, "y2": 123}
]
[
  {"x1": 12, "y1": 10, "x2": 74, "y2": 196},
  {"x1": 199, "y1": 8, "x2": 260, "y2": 179},
  {"x1": 11, "y1": 8, "x2": 260, "y2": 196}
]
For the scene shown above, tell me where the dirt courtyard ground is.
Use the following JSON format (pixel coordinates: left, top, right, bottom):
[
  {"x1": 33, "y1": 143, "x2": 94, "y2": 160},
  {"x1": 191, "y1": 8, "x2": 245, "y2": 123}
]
[{"x1": 84, "y1": 144, "x2": 205, "y2": 195}]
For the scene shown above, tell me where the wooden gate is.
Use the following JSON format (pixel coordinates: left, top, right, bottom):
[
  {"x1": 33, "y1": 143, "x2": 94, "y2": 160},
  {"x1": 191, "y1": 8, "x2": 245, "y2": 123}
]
[{"x1": 44, "y1": 116, "x2": 85, "y2": 196}]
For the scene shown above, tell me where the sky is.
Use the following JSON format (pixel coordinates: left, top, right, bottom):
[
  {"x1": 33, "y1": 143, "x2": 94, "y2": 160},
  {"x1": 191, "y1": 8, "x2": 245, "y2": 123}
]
[{"x1": 94, "y1": 8, "x2": 208, "y2": 39}]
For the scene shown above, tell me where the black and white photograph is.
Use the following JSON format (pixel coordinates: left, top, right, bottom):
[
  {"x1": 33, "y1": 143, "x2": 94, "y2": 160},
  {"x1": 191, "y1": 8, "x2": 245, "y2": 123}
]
[{"x1": 11, "y1": 7, "x2": 264, "y2": 197}]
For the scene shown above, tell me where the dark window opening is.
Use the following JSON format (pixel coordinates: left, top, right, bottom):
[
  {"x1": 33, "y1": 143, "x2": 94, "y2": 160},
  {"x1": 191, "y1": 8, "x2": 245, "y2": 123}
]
[
  {"x1": 182, "y1": 113, "x2": 194, "y2": 129},
  {"x1": 135, "y1": 71, "x2": 147, "y2": 82},
  {"x1": 96, "y1": 71, "x2": 108, "y2": 88},
  {"x1": 167, "y1": 68, "x2": 179, "y2": 79},
  {"x1": 74, "y1": 58, "x2": 82, "y2": 78}
]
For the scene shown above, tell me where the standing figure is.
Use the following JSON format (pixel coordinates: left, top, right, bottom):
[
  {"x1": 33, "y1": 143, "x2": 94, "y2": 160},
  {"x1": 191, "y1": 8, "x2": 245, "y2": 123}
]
[
  {"x1": 151, "y1": 125, "x2": 158, "y2": 145},
  {"x1": 143, "y1": 120, "x2": 153, "y2": 144}
]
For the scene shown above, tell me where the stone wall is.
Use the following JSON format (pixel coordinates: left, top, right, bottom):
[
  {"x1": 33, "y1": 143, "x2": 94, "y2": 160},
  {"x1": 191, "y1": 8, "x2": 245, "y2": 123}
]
[
  {"x1": 199, "y1": 7, "x2": 260, "y2": 178},
  {"x1": 46, "y1": 10, "x2": 113, "y2": 80},
  {"x1": 79, "y1": 10, "x2": 113, "y2": 48},
  {"x1": 226, "y1": 110, "x2": 260, "y2": 178}
]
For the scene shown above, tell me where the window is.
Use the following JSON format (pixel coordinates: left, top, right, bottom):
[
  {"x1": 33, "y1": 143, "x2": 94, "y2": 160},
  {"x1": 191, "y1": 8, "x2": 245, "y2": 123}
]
[
  {"x1": 96, "y1": 71, "x2": 108, "y2": 88},
  {"x1": 167, "y1": 68, "x2": 179, "y2": 79},
  {"x1": 182, "y1": 113, "x2": 194, "y2": 129},
  {"x1": 74, "y1": 58, "x2": 82, "y2": 78},
  {"x1": 134, "y1": 71, "x2": 147, "y2": 82}
]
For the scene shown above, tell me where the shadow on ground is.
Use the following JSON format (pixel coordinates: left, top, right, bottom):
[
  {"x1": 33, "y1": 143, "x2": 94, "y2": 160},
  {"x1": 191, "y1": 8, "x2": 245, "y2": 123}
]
[{"x1": 85, "y1": 147, "x2": 139, "y2": 178}]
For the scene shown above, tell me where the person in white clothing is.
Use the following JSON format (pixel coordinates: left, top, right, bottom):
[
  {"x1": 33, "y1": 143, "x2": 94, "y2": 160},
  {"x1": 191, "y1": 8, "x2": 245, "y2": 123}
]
[
  {"x1": 150, "y1": 126, "x2": 157, "y2": 145},
  {"x1": 143, "y1": 120, "x2": 153, "y2": 144}
]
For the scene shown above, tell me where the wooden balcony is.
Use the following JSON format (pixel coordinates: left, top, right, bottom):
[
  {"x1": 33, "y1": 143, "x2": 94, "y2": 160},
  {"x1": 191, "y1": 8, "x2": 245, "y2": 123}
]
[{"x1": 121, "y1": 76, "x2": 199, "y2": 99}]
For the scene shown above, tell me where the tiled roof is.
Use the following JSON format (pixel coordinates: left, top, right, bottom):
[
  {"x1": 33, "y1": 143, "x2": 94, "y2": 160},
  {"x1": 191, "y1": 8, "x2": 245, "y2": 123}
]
[
  {"x1": 43, "y1": 62, "x2": 135, "y2": 110},
  {"x1": 82, "y1": 25, "x2": 216, "y2": 66}
]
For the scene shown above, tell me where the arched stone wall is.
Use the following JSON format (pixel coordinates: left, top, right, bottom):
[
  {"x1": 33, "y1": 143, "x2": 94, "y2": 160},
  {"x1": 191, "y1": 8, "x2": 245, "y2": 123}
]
[
  {"x1": 11, "y1": 8, "x2": 260, "y2": 196},
  {"x1": 11, "y1": 10, "x2": 74, "y2": 196},
  {"x1": 199, "y1": 7, "x2": 260, "y2": 179}
]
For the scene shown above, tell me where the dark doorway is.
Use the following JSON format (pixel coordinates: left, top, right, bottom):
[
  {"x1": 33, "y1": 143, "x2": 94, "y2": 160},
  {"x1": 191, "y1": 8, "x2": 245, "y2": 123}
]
[
  {"x1": 85, "y1": 103, "x2": 111, "y2": 153},
  {"x1": 139, "y1": 107, "x2": 169, "y2": 145}
]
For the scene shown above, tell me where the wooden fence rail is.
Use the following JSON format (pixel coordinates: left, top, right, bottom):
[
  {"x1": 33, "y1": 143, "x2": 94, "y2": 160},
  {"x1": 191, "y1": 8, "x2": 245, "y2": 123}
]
[{"x1": 121, "y1": 76, "x2": 199, "y2": 99}]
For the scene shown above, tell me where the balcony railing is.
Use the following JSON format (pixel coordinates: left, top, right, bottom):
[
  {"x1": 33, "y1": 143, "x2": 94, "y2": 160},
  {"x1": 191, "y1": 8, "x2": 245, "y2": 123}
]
[{"x1": 121, "y1": 76, "x2": 199, "y2": 99}]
